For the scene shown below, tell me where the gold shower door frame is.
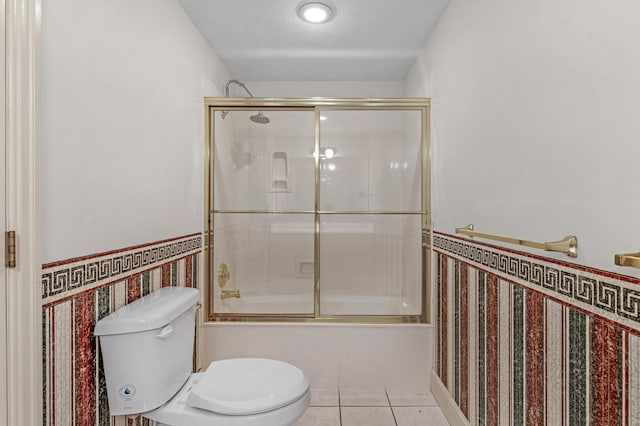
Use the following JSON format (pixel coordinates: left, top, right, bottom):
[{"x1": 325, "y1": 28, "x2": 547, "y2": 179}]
[{"x1": 204, "y1": 98, "x2": 431, "y2": 324}]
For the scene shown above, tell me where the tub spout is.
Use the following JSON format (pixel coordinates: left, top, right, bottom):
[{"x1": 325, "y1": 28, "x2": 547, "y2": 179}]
[{"x1": 221, "y1": 290, "x2": 241, "y2": 299}]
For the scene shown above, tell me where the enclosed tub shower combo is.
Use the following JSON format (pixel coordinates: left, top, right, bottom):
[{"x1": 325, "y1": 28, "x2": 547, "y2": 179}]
[{"x1": 204, "y1": 96, "x2": 431, "y2": 323}]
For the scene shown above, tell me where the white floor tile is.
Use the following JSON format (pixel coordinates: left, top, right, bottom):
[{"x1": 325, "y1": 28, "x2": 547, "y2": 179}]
[
  {"x1": 339, "y1": 388, "x2": 389, "y2": 406},
  {"x1": 310, "y1": 388, "x2": 339, "y2": 406},
  {"x1": 392, "y1": 406, "x2": 450, "y2": 426},
  {"x1": 296, "y1": 406, "x2": 341, "y2": 426},
  {"x1": 341, "y1": 406, "x2": 396, "y2": 426},
  {"x1": 386, "y1": 389, "x2": 437, "y2": 406}
]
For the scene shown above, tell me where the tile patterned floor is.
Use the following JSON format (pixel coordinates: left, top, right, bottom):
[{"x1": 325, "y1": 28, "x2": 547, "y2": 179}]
[{"x1": 297, "y1": 388, "x2": 450, "y2": 426}]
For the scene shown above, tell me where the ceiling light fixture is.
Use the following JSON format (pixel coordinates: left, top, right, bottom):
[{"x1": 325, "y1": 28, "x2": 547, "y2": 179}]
[{"x1": 297, "y1": 2, "x2": 334, "y2": 24}]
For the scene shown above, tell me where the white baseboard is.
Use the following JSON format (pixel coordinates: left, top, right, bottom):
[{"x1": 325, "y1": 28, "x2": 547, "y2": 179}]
[{"x1": 430, "y1": 370, "x2": 471, "y2": 426}]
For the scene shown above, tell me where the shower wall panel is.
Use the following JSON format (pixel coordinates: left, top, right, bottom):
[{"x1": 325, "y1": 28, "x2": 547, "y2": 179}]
[
  {"x1": 41, "y1": 234, "x2": 202, "y2": 426},
  {"x1": 433, "y1": 232, "x2": 640, "y2": 425}
]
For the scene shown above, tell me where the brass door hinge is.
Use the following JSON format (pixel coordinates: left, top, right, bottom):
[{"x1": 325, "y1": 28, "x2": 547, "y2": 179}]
[{"x1": 5, "y1": 231, "x2": 16, "y2": 268}]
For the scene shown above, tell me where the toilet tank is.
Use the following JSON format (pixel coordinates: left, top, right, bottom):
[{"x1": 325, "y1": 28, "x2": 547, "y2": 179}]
[{"x1": 94, "y1": 286, "x2": 200, "y2": 416}]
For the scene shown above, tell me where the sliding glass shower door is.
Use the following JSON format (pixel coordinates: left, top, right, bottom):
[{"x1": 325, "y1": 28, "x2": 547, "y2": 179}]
[
  {"x1": 318, "y1": 109, "x2": 424, "y2": 316},
  {"x1": 206, "y1": 99, "x2": 430, "y2": 322},
  {"x1": 211, "y1": 110, "x2": 316, "y2": 315}
]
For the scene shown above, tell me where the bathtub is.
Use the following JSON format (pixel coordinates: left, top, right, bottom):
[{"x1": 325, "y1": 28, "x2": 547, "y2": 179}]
[
  {"x1": 213, "y1": 293, "x2": 421, "y2": 315},
  {"x1": 199, "y1": 321, "x2": 431, "y2": 390},
  {"x1": 204, "y1": 286, "x2": 429, "y2": 390}
]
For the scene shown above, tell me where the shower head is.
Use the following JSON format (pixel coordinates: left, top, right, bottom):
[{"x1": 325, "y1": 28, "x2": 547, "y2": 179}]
[
  {"x1": 250, "y1": 112, "x2": 270, "y2": 124},
  {"x1": 221, "y1": 79, "x2": 270, "y2": 124}
]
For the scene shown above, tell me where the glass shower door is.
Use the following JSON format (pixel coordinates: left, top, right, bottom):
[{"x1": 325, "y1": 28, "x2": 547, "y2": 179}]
[
  {"x1": 205, "y1": 99, "x2": 430, "y2": 322},
  {"x1": 318, "y1": 109, "x2": 425, "y2": 316},
  {"x1": 211, "y1": 110, "x2": 316, "y2": 315}
]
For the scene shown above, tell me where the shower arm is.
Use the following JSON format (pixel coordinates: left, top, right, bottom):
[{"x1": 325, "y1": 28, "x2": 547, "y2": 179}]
[
  {"x1": 221, "y1": 79, "x2": 254, "y2": 119},
  {"x1": 225, "y1": 79, "x2": 255, "y2": 98}
]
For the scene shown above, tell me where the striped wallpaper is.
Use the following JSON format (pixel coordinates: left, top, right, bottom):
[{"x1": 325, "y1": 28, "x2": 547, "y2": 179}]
[
  {"x1": 434, "y1": 232, "x2": 640, "y2": 425},
  {"x1": 41, "y1": 234, "x2": 202, "y2": 426}
]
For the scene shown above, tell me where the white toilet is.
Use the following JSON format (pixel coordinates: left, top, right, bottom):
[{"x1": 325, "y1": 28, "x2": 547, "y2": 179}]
[{"x1": 94, "y1": 287, "x2": 310, "y2": 426}]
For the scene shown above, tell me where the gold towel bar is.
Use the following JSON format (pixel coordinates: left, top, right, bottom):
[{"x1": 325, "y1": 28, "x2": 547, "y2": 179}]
[
  {"x1": 455, "y1": 224, "x2": 578, "y2": 258},
  {"x1": 614, "y1": 252, "x2": 640, "y2": 269}
]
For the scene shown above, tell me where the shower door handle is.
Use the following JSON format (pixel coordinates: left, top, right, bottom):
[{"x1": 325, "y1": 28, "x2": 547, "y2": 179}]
[{"x1": 422, "y1": 231, "x2": 430, "y2": 248}]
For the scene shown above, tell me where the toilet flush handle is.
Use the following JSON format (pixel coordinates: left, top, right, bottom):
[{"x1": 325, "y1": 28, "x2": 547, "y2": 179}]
[{"x1": 155, "y1": 325, "x2": 173, "y2": 339}]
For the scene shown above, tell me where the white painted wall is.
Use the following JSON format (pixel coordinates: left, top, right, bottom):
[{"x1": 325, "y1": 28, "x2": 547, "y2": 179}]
[
  {"x1": 242, "y1": 80, "x2": 404, "y2": 98},
  {"x1": 41, "y1": 0, "x2": 230, "y2": 262},
  {"x1": 406, "y1": 0, "x2": 640, "y2": 277}
]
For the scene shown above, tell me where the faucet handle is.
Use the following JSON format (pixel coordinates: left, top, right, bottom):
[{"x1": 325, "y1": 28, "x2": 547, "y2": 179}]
[
  {"x1": 221, "y1": 290, "x2": 241, "y2": 299},
  {"x1": 218, "y1": 263, "x2": 230, "y2": 287}
]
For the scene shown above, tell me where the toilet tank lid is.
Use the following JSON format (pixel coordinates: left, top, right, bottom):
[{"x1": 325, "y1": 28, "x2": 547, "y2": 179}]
[{"x1": 94, "y1": 287, "x2": 199, "y2": 336}]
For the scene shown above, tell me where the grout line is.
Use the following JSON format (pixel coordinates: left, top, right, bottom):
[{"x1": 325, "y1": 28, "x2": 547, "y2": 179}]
[
  {"x1": 386, "y1": 389, "x2": 399, "y2": 426},
  {"x1": 340, "y1": 405, "x2": 396, "y2": 407},
  {"x1": 393, "y1": 404, "x2": 438, "y2": 407},
  {"x1": 338, "y1": 389, "x2": 342, "y2": 426}
]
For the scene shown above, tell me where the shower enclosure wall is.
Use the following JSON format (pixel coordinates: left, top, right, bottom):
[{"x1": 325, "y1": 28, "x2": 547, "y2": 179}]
[{"x1": 204, "y1": 98, "x2": 430, "y2": 322}]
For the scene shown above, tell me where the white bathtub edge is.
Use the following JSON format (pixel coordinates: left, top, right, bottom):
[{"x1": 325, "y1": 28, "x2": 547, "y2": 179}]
[{"x1": 200, "y1": 321, "x2": 432, "y2": 329}]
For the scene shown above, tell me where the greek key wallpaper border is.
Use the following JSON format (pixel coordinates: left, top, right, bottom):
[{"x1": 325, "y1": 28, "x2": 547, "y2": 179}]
[
  {"x1": 433, "y1": 232, "x2": 640, "y2": 333},
  {"x1": 42, "y1": 233, "x2": 202, "y2": 304}
]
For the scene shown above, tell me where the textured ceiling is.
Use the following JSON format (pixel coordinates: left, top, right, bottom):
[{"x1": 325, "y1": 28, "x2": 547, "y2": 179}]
[{"x1": 178, "y1": 0, "x2": 450, "y2": 81}]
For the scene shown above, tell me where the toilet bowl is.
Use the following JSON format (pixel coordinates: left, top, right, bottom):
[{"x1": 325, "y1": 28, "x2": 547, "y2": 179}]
[
  {"x1": 94, "y1": 287, "x2": 310, "y2": 426},
  {"x1": 146, "y1": 364, "x2": 311, "y2": 426}
]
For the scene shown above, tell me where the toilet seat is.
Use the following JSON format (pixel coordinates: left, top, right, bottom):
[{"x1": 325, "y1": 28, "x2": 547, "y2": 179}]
[
  {"x1": 188, "y1": 358, "x2": 309, "y2": 415},
  {"x1": 144, "y1": 359, "x2": 310, "y2": 426}
]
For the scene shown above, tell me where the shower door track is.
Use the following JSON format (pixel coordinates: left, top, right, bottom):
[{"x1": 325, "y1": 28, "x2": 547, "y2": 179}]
[{"x1": 204, "y1": 98, "x2": 431, "y2": 324}]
